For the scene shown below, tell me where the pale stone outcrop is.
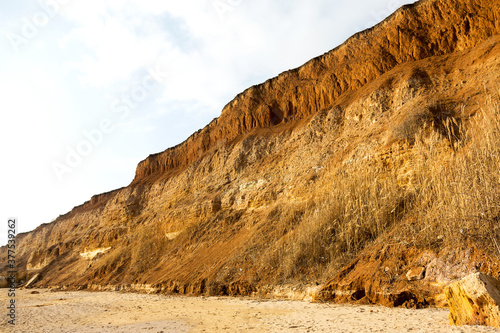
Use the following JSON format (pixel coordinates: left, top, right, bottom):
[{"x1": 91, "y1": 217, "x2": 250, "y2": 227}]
[{"x1": 25, "y1": 274, "x2": 40, "y2": 289}]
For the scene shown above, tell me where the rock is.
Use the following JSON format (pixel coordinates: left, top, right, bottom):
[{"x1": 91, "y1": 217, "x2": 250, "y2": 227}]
[
  {"x1": 424, "y1": 248, "x2": 477, "y2": 285},
  {"x1": 444, "y1": 273, "x2": 500, "y2": 327},
  {"x1": 406, "y1": 267, "x2": 426, "y2": 281}
]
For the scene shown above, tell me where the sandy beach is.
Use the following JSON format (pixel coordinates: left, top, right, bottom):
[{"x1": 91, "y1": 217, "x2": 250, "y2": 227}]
[{"x1": 1, "y1": 289, "x2": 499, "y2": 333}]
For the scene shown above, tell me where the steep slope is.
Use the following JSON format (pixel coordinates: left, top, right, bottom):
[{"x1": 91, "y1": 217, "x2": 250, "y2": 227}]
[
  {"x1": 2, "y1": 0, "x2": 500, "y2": 307},
  {"x1": 132, "y1": 0, "x2": 499, "y2": 184}
]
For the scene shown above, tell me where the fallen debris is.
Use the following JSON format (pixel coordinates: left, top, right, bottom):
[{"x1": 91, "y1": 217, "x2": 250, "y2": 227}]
[{"x1": 445, "y1": 273, "x2": 500, "y2": 328}]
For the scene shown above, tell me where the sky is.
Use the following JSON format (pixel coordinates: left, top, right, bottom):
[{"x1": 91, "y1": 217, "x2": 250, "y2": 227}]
[{"x1": 0, "y1": 0, "x2": 416, "y2": 244}]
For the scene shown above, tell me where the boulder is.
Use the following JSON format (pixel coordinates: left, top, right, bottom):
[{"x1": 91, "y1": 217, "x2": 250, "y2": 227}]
[
  {"x1": 444, "y1": 273, "x2": 500, "y2": 327},
  {"x1": 406, "y1": 267, "x2": 426, "y2": 281}
]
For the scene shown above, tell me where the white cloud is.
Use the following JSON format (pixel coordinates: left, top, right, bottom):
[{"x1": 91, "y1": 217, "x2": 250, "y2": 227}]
[{"x1": 57, "y1": 0, "x2": 417, "y2": 111}]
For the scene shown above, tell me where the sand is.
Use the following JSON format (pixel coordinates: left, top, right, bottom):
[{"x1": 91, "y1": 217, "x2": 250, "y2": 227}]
[{"x1": 1, "y1": 289, "x2": 500, "y2": 333}]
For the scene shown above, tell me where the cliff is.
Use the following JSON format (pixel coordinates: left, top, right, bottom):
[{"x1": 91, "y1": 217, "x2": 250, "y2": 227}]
[
  {"x1": 2, "y1": 0, "x2": 500, "y2": 307},
  {"x1": 132, "y1": 0, "x2": 499, "y2": 183}
]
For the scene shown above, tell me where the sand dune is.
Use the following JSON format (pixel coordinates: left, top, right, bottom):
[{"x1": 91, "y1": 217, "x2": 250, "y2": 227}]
[{"x1": 2, "y1": 289, "x2": 500, "y2": 332}]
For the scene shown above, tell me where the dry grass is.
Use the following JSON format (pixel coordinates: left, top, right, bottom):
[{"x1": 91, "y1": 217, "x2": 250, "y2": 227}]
[
  {"x1": 255, "y1": 94, "x2": 500, "y2": 284},
  {"x1": 412, "y1": 95, "x2": 500, "y2": 251},
  {"x1": 262, "y1": 163, "x2": 410, "y2": 282},
  {"x1": 85, "y1": 94, "x2": 500, "y2": 290}
]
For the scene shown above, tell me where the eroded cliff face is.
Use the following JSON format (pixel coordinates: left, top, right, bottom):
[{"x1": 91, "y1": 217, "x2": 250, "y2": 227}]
[
  {"x1": 3, "y1": 0, "x2": 500, "y2": 306},
  {"x1": 132, "y1": 0, "x2": 500, "y2": 183}
]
